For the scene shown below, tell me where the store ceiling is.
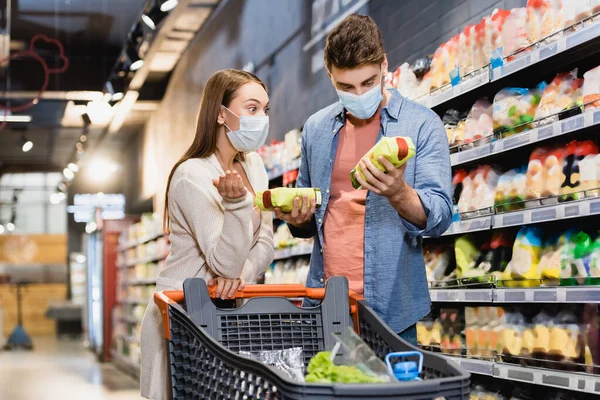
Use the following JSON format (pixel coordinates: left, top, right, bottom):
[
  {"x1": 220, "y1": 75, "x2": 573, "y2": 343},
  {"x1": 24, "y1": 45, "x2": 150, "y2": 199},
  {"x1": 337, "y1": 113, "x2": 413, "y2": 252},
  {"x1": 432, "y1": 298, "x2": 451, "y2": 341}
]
[{"x1": 0, "y1": 0, "x2": 148, "y2": 174}]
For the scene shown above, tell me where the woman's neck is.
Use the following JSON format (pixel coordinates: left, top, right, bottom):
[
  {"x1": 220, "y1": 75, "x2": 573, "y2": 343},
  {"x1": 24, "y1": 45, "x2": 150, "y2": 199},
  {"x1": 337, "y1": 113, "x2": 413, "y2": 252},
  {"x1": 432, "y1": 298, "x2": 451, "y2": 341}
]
[{"x1": 215, "y1": 131, "x2": 239, "y2": 171}]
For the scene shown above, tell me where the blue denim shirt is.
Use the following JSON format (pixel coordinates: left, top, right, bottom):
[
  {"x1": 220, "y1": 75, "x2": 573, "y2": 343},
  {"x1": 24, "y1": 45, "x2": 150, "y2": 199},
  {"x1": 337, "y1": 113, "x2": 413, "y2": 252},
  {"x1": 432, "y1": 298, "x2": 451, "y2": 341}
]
[{"x1": 290, "y1": 89, "x2": 452, "y2": 333}]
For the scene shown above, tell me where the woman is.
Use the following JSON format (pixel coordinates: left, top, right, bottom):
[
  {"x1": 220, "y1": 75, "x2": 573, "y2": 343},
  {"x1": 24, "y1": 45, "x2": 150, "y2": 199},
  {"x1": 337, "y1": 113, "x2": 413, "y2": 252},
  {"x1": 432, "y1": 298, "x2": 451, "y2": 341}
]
[{"x1": 140, "y1": 69, "x2": 274, "y2": 400}]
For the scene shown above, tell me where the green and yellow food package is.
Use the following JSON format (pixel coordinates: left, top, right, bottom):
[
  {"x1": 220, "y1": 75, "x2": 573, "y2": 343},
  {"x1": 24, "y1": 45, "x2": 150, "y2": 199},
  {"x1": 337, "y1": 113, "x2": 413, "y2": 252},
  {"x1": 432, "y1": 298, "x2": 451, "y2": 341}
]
[
  {"x1": 505, "y1": 226, "x2": 543, "y2": 281},
  {"x1": 254, "y1": 187, "x2": 322, "y2": 213},
  {"x1": 350, "y1": 136, "x2": 415, "y2": 189}
]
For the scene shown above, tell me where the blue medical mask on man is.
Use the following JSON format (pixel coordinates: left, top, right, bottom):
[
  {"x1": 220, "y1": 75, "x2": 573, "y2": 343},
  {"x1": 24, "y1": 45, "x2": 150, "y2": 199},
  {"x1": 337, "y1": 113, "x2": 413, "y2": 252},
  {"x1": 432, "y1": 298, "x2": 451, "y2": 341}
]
[
  {"x1": 222, "y1": 105, "x2": 270, "y2": 152},
  {"x1": 336, "y1": 73, "x2": 384, "y2": 120}
]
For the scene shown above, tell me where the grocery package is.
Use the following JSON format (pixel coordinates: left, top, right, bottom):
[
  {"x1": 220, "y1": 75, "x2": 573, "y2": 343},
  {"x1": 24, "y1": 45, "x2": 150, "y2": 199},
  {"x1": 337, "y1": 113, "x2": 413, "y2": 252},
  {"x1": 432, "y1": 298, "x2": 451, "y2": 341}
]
[
  {"x1": 501, "y1": 8, "x2": 531, "y2": 59},
  {"x1": 484, "y1": 9, "x2": 511, "y2": 63},
  {"x1": 560, "y1": 0, "x2": 594, "y2": 28},
  {"x1": 526, "y1": 0, "x2": 562, "y2": 43},
  {"x1": 411, "y1": 56, "x2": 431, "y2": 81},
  {"x1": 416, "y1": 315, "x2": 442, "y2": 347},
  {"x1": 541, "y1": 147, "x2": 566, "y2": 204},
  {"x1": 580, "y1": 153, "x2": 600, "y2": 197},
  {"x1": 466, "y1": 307, "x2": 505, "y2": 358},
  {"x1": 559, "y1": 230, "x2": 600, "y2": 278},
  {"x1": 492, "y1": 83, "x2": 545, "y2": 135},
  {"x1": 439, "y1": 308, "x2": 463, "y2": 356},
  {"x1": 524, "y1": 147, "x2": 548, "y2": 204},
  {"x1": 464, "y1": 98, "x2": 493, "y2": 144},
  {"x1": 472, "y1": 19, "x2": 487, "y2": 71},
  {"x1": 583, "y1": 65, "x2": 600, "y2": 111},
  {"x1": 391, "y1": 63, "x2": 418, "y2": 98},
  {"x1": 534, "y1": 70, "x2": 584, "y2": 126},
  {"x1": 443, "y1": 109, "x2": 467, "y2": 146},
  {"x1": 454, "y1": 235, "x2": 480, "y2": 278},
  {"x1": 350, "y1": 137, "x2": 415, "y2": 189},
  {"x1": 539, "y1": 233, "x2": 561, "y2": 279},
  {"x1": 495, "y1": 166, "x2": 527, "y2": 211},
  {"x1": 240, "y1": 348, "x2": 305, "y2": 382},
  {"x1": 549, "y1": 309, "x2": 584, "y2": 363},
  {"x1": 424, "y1": 245, "x2": 454, "y2": 282},
  {"x1": 559, "y1": 140, "x2": 599, "y2": 201},
  {"x1": 459, "y1": 25, "x2": 475, "y2": 75},
  {"x1": 458, "y1": 165, "x2": 501, "y2": 213},
  {"x1": 483, "y1": 232, "x2": 514, "y2": 277},
  {"x1": 452, "y1": 169, "x2": 469, "y2": 223},
  {"x1": 255, "y1": 187, "x2": 322, "y2": 213},
  {"x1": 504, "y1": 226, "x2": 544, "y2": 280}
]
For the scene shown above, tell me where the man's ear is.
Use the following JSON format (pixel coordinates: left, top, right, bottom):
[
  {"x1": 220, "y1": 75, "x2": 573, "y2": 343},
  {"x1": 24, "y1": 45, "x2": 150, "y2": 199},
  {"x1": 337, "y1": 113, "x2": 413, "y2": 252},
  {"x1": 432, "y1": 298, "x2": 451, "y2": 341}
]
[{"x1": 382, "y1": 55, "x2": 389, "y2": 75}]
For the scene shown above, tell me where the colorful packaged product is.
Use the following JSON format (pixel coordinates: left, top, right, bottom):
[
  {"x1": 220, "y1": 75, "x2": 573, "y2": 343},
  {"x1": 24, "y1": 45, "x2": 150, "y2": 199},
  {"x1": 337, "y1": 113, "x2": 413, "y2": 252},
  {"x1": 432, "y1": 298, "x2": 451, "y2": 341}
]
[
  {"x1": 472, "y1": 19, "x2": 487, "y2": 71},
  {"x1": 255, "y1": 188, "x2": 322, "y2": 213},
  {"x1": 526, "y1": 0, "x2": 562, "y2": 43},
  {"x1": 534, "y1": 70, "x2": 584, "y2": 126},
  {"x1": 464, "y1": 98, "x2": 493, "y2": 144},
  {"x1": 455, "y1": 235, "x2": 480, "y2": 278},
  {"x1": 583, "y1": 65, "x2": 600, "y2": 111},
  {"x1": 559, "y1": 140, "x2": 599, "y2": 201},
  {"x1": 392, "y1": 63, "x2": 419, "y2": 99},
  {"x1": 350, "y1": 137, "x2": 415, "y2": 189},
  {"x1": 541, "y1": 147, "x2": 566, "y2": 204},
  {"x1": 501, "y1": 8, "x2": 531, "y2": 59},
  {"x1": 579, "y1": 153, "x2": 600, "y2": 198},
  {"x1": 505, "y1": 226, "x2": 544, "y2": 280},
  {"x1": 525, "y1": 147, "x2": 548, "y2": 204},
  {"x1": 560, "y1": 0, "x2": 594, "y2": 28},
  {"x1": 458, "y1": 25, "x2": 475, "y2": 75},
  {"x1": 483, "y1": 9, "x2": 511, "y2": 62},
  {"x1": 492, "y1": 83, "x2": 545, "y2": 135}
]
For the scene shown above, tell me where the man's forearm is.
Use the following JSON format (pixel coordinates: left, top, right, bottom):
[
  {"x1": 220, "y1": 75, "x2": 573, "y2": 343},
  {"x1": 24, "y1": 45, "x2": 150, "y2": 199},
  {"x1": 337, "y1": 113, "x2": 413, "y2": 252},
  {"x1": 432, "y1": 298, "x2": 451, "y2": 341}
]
[{"x1": 389, "y1": 182, "x2": 427, "y2": 229}]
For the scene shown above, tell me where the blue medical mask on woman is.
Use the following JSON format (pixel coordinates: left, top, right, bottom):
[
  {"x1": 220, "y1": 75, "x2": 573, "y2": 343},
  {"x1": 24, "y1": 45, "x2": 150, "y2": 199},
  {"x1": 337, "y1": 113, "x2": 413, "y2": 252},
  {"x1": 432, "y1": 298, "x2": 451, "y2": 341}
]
[
  {"x1": 222, "y1": 105, "x2": 270, "y2": 152},
  {"x1": 336, "y1": 78, "x2": 384, "y2": 120}
]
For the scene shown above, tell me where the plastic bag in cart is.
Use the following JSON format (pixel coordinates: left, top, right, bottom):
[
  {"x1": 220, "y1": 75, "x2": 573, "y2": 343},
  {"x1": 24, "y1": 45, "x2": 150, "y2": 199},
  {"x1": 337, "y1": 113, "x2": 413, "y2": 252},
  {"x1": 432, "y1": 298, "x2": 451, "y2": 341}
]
[{"x1": 239, "y1": 347, "x2": 305, "y2": 382}]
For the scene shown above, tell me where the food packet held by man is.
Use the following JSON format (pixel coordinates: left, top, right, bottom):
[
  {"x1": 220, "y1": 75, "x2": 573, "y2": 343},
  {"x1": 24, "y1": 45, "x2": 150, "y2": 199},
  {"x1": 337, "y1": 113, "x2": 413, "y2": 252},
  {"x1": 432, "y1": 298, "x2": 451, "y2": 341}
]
[
  {"x1": 350, "y1": 136, "x2": 415, "y2": 190},
  {"x1": 255, "y1": 187, "x2": 322, "y2": 213}
]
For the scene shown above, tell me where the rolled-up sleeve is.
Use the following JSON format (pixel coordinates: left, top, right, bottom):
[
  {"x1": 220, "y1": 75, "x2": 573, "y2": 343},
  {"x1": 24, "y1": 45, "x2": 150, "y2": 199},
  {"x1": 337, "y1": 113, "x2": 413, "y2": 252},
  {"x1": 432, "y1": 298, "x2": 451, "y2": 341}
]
[{"x1": 402, "y1": 114, "x2": 453, "y2": 238}]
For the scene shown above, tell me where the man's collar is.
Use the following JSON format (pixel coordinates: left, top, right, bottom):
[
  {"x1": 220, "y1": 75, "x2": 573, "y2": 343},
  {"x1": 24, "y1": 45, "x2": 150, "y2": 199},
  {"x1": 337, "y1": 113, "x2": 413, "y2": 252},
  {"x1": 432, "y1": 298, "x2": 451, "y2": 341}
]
[{"x1": 333, "y1": 88, "x2": 403, "y2": 122}]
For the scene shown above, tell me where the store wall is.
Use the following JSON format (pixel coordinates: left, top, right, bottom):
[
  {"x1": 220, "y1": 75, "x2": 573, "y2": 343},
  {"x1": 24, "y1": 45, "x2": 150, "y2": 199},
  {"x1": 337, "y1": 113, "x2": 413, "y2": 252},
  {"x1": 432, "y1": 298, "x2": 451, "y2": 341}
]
[{"x1": 141, "y1": 0, "x2": 527, "y2": 210}]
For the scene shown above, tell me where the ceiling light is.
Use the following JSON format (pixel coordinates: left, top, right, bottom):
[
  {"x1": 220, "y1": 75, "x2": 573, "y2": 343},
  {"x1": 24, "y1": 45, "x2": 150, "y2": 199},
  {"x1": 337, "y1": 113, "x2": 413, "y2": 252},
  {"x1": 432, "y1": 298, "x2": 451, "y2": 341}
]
[
  {"x1": 63, "y1": 167, "x2": 75, "y2": 181},
  {"x1": 160, "y1": 0, "x2": 178, "y2": 12},
  {"x1": 68, "y1": 163, "x2": 79, "y2": 172},
  {"x1": 6, "y1": 222, "x2": 15, "y2": 232},
  {"x1": 0, "y1": 115, "x2": 32, "y2": 122},
  {"x1": 21, "y1": 136, "x2": 33, "y2": 152},
  {"x1": 50, "y1": 193, "x2": 62, "y2": 205},
  {"x1": 125, "y1": 45, "x2": 144, "y2": 71},
  {"x1": 86, "y1": 100, "x2": 114, "y2": 125},
  {"x1": 86, "y1": 159, "x2": 120, "y2": 183}
]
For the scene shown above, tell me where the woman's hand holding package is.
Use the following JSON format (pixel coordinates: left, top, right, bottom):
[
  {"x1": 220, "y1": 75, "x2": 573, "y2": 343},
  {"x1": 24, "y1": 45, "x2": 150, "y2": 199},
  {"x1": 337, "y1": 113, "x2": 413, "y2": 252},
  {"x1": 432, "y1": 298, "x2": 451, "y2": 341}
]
[
  {"x1": 212, "y1": 170, "x2": 247, "y2": 200},
  {"x1": 274, "y1": 196, "x2": 317, "y2": 228},
  {"x1": 208, "y1": 276, "x2": 246, "y2": 300},
  {"x1": 355, "y1": 156, "x2": 409, "y2": 199}
]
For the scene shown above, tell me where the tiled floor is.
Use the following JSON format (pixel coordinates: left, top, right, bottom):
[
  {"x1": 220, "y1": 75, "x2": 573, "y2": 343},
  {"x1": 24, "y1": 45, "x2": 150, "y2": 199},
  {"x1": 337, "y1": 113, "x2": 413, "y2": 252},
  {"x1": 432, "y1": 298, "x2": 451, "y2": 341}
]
[{"x1": 0, "y1": 336, "x2": 142, "y2": 400}]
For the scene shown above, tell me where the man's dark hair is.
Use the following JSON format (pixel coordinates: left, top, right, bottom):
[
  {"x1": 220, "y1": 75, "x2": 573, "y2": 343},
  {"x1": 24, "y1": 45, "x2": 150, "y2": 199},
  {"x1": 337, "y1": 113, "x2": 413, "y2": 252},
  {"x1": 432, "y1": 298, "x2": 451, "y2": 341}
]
[{"x1": 324, "y1": 14, "x2": 385, "y2": 71}]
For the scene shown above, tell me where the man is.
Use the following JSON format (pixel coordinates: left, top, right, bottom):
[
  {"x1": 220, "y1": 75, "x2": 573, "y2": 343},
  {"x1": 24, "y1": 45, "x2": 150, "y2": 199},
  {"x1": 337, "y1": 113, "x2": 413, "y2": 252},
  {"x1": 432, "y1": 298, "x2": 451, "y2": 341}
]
[{"x1": 275, "y1": 15, "x2": 452, "y2": 344}]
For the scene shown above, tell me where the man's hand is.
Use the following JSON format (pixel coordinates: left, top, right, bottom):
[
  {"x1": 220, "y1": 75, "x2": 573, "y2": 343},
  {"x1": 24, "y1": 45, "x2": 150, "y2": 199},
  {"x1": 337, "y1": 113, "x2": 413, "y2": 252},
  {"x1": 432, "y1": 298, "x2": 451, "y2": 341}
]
[
  {"x1": 207, "y1": 277, "x2": 245, "y2": 300},
  {"x1": 355, "y1": 156, "x2": 427, "y2": 228},
  {"x1": 274, "y1": 195, "x2": 316, "y2": 228},
  {"x1": 354, "y1": 156, "x2": 409, "y2": 199}
]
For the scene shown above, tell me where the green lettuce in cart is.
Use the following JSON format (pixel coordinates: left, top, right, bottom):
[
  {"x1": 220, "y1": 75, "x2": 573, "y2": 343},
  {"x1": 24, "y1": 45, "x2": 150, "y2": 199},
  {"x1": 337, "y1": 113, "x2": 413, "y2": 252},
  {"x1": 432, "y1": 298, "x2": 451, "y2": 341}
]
[{"x1": 305, "y1": 352, "x2": 385, "y2": 384}]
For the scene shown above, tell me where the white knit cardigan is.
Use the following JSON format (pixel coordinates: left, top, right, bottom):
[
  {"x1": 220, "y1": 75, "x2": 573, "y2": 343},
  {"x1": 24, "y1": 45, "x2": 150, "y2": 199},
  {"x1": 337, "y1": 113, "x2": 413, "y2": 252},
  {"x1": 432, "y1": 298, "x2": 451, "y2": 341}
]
[{"x1": 140, "y1": 152, "x2": 274, "y2": 400}]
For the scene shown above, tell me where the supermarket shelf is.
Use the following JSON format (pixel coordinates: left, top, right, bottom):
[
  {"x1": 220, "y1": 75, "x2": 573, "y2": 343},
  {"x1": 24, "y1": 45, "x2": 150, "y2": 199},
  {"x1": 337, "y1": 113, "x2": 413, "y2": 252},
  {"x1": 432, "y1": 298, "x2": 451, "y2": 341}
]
[
  {"x1": 493, "y1": 197, "x2": 600, "y2": 228},
  {"x1": 429, "y1": 288, "x2": 493, "y2": 303},
  {"x1": 430, "y1": 286, "x2": 600, "y2": 303},
  {"x1": 125, "y1": 277, "x2": 157, "y2": 286},
  {"x1": 267, "y1": 158, "x2": 301, "y2": 180},
  {"x1": 111, "y1": 349, "x2": 140, "y2": 379},
  {"x1": 273, "y1": 246, "x2": 312, "y2": 261},
  {"x1": 117, "y1": 231, "x2": 165, "y2": 252},
  {"x1": 119, "y1": 297, "x2": 150, "y2": 305},
  {"x1": 433, "y1": 215, "x2": 492, "y2": 238},
  {"x1": 444, "y1": 356, "x2": 600, "y2": 395},
  {"x1": 414, "y1": 19, "x2": 600, "y2": 111},
  {"x1": 117, "y1": 253, "x2": 167, "y2": 268},
  {"x1": 450, "y1": 109, "x2": 600, "y2": 167}
]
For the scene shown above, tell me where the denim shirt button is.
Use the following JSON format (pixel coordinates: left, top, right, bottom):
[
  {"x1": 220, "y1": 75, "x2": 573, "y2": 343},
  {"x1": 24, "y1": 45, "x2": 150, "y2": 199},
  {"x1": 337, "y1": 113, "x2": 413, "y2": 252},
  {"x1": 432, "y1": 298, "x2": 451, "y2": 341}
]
[
  {"x1": 320, "y1": 278, "x2": 324, "y2": 283},
  {"x1": 326, "y1": 189, "x2": 330, "y2": 194},
  {"x1": 318, "y1": 218, "x2": 323, "y2": 224}
]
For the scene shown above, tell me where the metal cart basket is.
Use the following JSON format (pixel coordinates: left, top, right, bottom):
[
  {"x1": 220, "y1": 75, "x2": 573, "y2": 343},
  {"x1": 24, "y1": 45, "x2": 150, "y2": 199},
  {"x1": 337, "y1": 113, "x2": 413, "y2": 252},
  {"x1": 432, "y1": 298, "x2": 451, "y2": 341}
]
[{"x1": 155, "y1": 276, "x2": 469, "y2": 399}]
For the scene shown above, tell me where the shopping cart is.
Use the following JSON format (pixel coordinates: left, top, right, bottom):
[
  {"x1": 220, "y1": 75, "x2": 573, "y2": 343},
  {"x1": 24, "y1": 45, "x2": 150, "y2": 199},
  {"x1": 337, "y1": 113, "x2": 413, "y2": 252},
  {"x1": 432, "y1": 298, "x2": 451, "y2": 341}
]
[{"x1": 155, "y1": 276, "x2": 469, "y2": 399}]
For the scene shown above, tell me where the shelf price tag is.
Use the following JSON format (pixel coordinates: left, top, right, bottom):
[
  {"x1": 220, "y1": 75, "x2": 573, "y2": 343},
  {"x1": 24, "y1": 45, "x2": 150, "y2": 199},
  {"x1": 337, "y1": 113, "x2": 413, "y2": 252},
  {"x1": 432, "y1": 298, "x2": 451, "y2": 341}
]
[
  {"x1": 449, "y1": 67, "x2": 461, "y2": 87},
  {"x1": 539, "y1": 42, "x2": 558, "y2": 60},
  {"x1": 561, "y1": 115, "x2": 584, "y2": 133},
  {"x1": 536, "y1": 124, "x2": 554, "y2": 140},
  {"x1": 594, "y1": 110, "x2": 600, "y2": 125}
]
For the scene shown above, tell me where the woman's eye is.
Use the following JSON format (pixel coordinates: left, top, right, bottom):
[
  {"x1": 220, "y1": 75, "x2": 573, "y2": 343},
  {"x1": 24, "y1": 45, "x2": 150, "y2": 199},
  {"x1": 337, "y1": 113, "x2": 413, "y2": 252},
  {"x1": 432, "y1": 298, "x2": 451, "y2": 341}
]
[
  {"x1": 264, "y1": 108, "x2": 270, "y2": 115},
  {"x1": 249, "y1": 106, "x2": 257, "y2": 112}
]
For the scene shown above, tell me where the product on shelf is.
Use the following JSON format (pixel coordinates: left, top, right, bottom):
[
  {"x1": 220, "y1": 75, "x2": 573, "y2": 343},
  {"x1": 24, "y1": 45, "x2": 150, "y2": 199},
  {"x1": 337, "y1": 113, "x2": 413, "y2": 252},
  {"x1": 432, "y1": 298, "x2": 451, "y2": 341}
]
[
  {"x1": 272, "y1": 222, "x2": 314, "y2": 251},
  {"x1": 439, "y1": 308, "x2": 463, "y2": 356},
  {"x1": 504, "y1": 226, "x2": 544, "y2": 280},
  {"x1": 484, "y1": 9, "x2": 511, "y2": 63},
  {"x1": 444, "y1": 109, "x2": 467, "y2": 147},
  {"x1": 457, "y1": 165, "x2": 500, "y2": 213},
  {"x1": 265, "y1": 257, "x2": 310, "y2": 285},
  {"x1": 495, "y1": 166, "x2": 527, "y2": 212},
  {"x1": 583, "y1": 64, "x2": 600, "y2": 110},
  {"x1": 465, "y1": 306, "x2": 505, "y2": 358},
  {"x1": 526, "y1": 0, "x2": 563, "y2": 44},
  {"x1": 424, "y1": 245, "x2": 454, "y2": 282},
  {"x1": 391, "y1": 63, "x2": 419, "y2": 98},
  {"x1": 559, "y1": 140, "x2": 599, "y2": 201},
  {"x1": 452, "y1": 169, "x2": 469, "y2": 222},
  {"x1": 540, "y1": 147, "x2": 566, "y2": 204},
  {"x1": 350, "y1": 137, "x2": 415, "y2": 189},
  {"x1": 561, "y1": 0, "x2": 595, "y2": 28},
  {"x1": 257, "y1": 129, "x2": 302, "y2": 177},
  {"x1": 255, "y1": 187, "x2": 322, "y2": 213},
  {"x1": 533, "y1": 70, "x2": 584, "y2": 126},
  {"x1": 501, "y1": 8, "x2": 531, "y2": 58},
  {"x1": 459, "y1": 25, "x2": 475, "y2": 75},
  {"x1": 492, "y1": 83, "x2": 545, "y2": 135},
  {"x1": 455, "y1": 235, "x2": 480, "y2": 278},
  {"x1": 464, "y1": 98, "x2": 493, "y2": 144}
]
